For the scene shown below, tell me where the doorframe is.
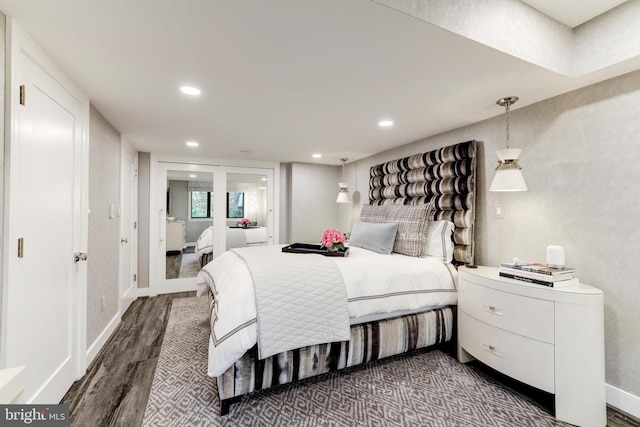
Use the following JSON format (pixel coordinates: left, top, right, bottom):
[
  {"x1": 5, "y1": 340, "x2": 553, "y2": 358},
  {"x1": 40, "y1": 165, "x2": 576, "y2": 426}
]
[
  {"x1": 119, "y1": 138, "x2": 138, "y2": 315},
  {"x1": 148, "y1": 156, "x2": 280, "y2": 297},
  {"x1": 1, "y1": 19, "x2": 89, "y2": 382},
  {"x1": 150, "y1": 161, "x2": 218, "y2": 296}
]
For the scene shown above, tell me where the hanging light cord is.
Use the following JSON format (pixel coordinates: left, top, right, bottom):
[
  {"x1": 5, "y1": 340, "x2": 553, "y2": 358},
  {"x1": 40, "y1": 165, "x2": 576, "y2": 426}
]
[
  {"x1": 504, "y1": 101, "x2": 511, "y2": 149},
  {"x1": 340, "y1": 158, "x2": 348, "y2": 178},
  {"x1": 497, "y1": 96, "x2": 518, "y2": 150}
]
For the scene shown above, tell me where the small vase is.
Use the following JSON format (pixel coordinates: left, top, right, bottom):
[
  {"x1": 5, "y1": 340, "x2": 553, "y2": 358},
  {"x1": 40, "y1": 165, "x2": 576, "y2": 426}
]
[
  {"x1": 242, "y1": 224, "x2": 248, "y2": 229},
  {"x1": 327, "y1": 245, "x2": 338, "y2": 252}
]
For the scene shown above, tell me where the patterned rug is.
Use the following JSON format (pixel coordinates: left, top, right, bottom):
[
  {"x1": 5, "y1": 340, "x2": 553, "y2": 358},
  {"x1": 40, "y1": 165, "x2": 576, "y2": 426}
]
[
  {"x1": 179, "y1": 252, "x2": 200, "y2": 278},
  {"x1": 142, "y1": 297, "x2": 570, "y2": 427}
]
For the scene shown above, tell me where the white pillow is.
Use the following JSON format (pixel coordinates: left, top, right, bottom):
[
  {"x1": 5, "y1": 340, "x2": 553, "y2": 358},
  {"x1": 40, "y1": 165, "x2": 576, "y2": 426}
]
[
  {"x1": 349, "y1": 220, "x2": 399, "y2": 255},
  {"x1": 424, "y1": 220, "x2": 455, "y2": 262}
]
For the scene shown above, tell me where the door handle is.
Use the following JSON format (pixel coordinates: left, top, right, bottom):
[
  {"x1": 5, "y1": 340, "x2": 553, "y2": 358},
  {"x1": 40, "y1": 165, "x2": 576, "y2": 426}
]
[
  {"x1": 74, "y1": 252, "x2": 88, "y2": 262},
  {"x1": 121, "y1": 238, "x2": 128, "y2": 244}
]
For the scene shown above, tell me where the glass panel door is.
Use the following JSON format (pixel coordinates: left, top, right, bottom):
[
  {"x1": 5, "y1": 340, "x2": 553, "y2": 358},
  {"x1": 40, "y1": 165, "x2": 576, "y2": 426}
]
[{"x1": 155, "y1": 162, "x2": 217, "y2": 295}]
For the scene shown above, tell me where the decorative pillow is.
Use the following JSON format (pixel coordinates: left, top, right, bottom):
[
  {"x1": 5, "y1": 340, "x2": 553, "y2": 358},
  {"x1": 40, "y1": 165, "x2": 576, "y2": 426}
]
[
  {"x1": 383, "y1": 203, "x2": 432, "y2": 257},
  {"x1": 359, "y1": 204, "x2": 387, "y2": 223},
  {"x1": 424, "y1": 220, "x2": 455, "y2": 263},
  {"x1": 348, "y1": 220, "x2": 399, "y2": 255}
]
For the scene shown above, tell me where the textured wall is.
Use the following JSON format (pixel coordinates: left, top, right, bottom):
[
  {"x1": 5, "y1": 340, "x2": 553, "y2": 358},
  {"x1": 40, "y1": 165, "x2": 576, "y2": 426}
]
[
  {"x1": 344, "y1": 70, "x2": 640, "y2": 398},
  {"x1": 137, "y1": 152, "x2": 150, "y2": 289},
  {"x1": 289, "y1": 163, "x2": 350, "y2": 244},
  {"x1": 86, "y1": 105, "x2": 121, "y2": 348},
  {"x1": 279, "y1": 164, "x2": 292, "y2": 243}
]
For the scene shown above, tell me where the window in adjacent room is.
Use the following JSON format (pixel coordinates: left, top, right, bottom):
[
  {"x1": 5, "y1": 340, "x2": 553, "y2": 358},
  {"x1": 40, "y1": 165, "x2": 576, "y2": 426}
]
[
  {"x1": 227, "y1": 192, "x2": 244, "y2": 218},
  {"x1": 191, "y1": 191, "x2": 213, "y2": 218}
]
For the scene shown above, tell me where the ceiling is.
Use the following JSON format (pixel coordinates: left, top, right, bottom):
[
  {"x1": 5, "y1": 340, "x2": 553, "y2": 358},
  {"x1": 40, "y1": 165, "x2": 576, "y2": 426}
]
[
  {"x1": 0, "y1": 0, "x2": 634, "y2": 165},
  {"x1": 521, "y1": 0, "x2": 627, "y2": 27}
]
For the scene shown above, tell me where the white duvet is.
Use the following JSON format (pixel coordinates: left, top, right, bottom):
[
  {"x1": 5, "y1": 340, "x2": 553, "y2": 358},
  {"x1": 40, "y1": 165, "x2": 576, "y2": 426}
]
[
  {"x1": 195, "y1": 226, "x2": 213, "y2": 259},
  {"x1": 196, "y1": 245, "x2": 457, "y2": 377}
]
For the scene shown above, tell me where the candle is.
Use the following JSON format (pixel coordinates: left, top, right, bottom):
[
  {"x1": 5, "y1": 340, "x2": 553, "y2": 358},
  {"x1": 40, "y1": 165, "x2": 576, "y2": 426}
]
[{"x1": 546, "y1": 245, "x2": 565, "y2": 268}]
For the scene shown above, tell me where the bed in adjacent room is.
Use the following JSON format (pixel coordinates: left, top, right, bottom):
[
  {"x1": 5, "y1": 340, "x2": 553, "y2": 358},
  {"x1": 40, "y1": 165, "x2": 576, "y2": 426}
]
[
  {"x1": 196, "y1": 226, "x2": 269, "y2": 267},
  {"x1": 196, "y1": 140, "x2": 477, "y2": 415}
]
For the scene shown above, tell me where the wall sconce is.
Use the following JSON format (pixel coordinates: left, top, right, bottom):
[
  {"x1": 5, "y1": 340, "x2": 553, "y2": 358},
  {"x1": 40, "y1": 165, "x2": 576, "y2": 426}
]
[
  {"x1": 336, "y1": 158, "x2": 352, "y2": 203},
  {"x1": 490, "y1": 96, "x2": 528, "y2": 192}
]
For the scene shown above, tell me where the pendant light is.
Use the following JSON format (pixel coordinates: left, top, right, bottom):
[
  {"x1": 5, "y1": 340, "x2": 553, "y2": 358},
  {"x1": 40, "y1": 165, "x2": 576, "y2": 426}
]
[
  {"x1": 490, "y1": 96, "x2": 528, "y2": 192},
  {"x1": 336, "y1": 158, "x2": 352, "y2": 203}
]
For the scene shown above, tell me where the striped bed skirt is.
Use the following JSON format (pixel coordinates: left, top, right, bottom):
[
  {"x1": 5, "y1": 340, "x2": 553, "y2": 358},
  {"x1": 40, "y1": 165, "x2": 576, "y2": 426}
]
[
  {"x1": 217, "y1": 306, "x2": 455, "y2": 415},
  {"x1": 201, "y1": 252, "x2": 213, "y2": 268}
]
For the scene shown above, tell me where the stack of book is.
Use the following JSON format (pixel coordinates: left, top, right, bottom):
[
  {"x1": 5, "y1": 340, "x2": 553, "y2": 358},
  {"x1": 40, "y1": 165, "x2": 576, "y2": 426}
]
[{"x1": 499, "y1": 262, "x2": 578, "y2": 288}]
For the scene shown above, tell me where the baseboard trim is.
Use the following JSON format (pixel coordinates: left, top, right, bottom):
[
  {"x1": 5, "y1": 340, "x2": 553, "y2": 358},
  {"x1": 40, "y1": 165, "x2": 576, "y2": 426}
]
[
  {"x1": 607, "y1": 383, "x2": 640, "y2": 420},
  {"x1": 136, "y1": 287, "x2": 150, "y2": 298},
  {"x1": 85, "y1": 312, "x2": 121, "y2": 368}
]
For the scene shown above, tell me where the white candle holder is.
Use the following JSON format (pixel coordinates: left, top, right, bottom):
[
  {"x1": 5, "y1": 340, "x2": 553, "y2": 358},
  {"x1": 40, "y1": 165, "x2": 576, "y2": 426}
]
[{"x1": 546, "y1": 245, "x2": 565, "y2": 268}]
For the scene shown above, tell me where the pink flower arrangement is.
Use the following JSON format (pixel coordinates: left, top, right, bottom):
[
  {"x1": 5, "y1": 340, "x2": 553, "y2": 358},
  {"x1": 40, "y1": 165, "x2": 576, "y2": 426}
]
[
  {"x1": 321, "y1": 228, "x2": 346, "y2": 252},
  {"x1": 240, "y1": 218, "x2": 251, "y2": 226}
]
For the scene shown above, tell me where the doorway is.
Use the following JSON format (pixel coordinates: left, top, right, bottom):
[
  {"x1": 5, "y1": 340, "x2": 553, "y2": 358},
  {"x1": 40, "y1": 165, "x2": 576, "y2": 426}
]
[
  {"x1": 1, "y1": 20, "x2": 89, "y2": 403},
  {"x1": 149, "y1": 162, "x2": 277, "y2": 296},
  {"x1": 119, "y1": 141, "x2": 138, "y2": 315}
]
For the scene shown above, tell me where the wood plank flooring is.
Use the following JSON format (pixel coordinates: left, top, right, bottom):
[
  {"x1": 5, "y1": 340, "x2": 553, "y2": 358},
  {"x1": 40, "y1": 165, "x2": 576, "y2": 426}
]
[
  {"x1": 62, "y1": 292, "x2": 640, "y2": 427},
  {"x1": 61, "y1": 292, "x2": 194, "y2": 427}
]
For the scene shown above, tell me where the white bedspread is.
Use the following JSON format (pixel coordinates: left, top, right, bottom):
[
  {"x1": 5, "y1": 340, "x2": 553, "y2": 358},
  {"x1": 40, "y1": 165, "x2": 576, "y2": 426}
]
[
  {"x1": 195, "y1": 226, "x2": 213, "y2": 258},
  {"x1": 196, "y1": 245, "x2": 457, "y2": 376}
]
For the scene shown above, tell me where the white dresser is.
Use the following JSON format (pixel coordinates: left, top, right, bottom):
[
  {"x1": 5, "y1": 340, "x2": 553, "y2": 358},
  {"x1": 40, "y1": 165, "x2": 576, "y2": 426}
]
[
  {"x1": 457, "y1": 266, "x2": 605, "y2": 427},
  {"x1": 166, "y1": 221, "x2": 185, "y2": 252}
]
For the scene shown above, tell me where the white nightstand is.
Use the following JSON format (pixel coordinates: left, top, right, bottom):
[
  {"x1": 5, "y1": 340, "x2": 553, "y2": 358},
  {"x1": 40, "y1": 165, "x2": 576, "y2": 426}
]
[{"x1": 457, "y1": 266, "x2": 606, "y2": 427}]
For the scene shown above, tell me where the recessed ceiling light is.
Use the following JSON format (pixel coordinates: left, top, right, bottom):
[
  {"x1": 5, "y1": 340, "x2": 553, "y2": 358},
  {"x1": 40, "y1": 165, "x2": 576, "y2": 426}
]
[
  {"x1": 379, "y1": 120, "x2": 394, "y2": 127},
  {"x1": 186, "y1": 141, "x2": 199, "y2": 147},
  {"x1": 312, "y1": 153, "x2": 322, "y2": 158},
  {"x1": 189, "y1": 174, "x2": 196, "y2": 178},
  {"x1": 180, "y1": 86, "x2": 201, "y2": 96}
]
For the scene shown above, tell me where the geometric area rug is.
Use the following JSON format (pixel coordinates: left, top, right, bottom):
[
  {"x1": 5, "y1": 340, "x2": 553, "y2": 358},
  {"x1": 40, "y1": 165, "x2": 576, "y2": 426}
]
[{"x1": 142, "y1": 297, "x2": 570, "y2": 427}]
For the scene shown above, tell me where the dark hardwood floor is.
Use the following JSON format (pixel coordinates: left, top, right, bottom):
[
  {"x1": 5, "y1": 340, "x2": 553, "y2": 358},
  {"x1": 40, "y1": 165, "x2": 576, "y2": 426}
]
[
  {"x1": 61, "y1": 291, "x2": 195, "y2": 427},
  {"x1": 62, "y1": 292, "x2": 640, "y2": 427}
]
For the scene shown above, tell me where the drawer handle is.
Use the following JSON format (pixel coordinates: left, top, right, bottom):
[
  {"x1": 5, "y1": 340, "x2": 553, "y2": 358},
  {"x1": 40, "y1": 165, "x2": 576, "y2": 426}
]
[
  {"x1": 481, "y1": 304, "x2": 503, "y2": 316},
  {"x1": 481, "y1": 341, "x2": 505, "y2": 358}
]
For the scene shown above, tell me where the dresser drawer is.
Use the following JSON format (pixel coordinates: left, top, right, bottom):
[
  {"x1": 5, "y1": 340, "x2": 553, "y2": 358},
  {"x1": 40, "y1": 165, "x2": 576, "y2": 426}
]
[
  {"x1": 459, "y1": 279, "x2": 554, "y2": 343},
  {"x1": 459, "y1": 312, "x2": 555, "y2": 393}
]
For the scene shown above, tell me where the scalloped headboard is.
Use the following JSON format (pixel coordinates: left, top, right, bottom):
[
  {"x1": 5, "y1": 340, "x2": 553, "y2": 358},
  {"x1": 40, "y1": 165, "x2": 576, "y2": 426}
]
[{"x1": 368, "y1": 140, "x2": 477, "y2": 265}]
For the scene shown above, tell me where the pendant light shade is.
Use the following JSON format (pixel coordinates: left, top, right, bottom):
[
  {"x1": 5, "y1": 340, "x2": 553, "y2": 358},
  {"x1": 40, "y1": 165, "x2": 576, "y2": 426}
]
[
  {"x1": 489, "y1": 149, "x2": 528, "y2": 192},
  {"x1": 336, "y1": 158, "x2": 352, "y2": 203},
  {"x1": 490, "y1": 96, "x2": 527, "y2": 192}
]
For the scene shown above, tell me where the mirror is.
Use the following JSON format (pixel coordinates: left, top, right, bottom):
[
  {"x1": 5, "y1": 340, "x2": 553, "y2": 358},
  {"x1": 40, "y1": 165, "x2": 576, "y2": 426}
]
[
  {"x1": 165, "y1": 170, "x2": 214, "y2": 279},
  {"x1": 226, "y1": 173, "x2": 268, "y2": 249}
]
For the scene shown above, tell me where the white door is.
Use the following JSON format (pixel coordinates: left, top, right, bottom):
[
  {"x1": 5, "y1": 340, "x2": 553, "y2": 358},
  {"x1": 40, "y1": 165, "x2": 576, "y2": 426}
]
[
  {"x1": 1, "y1": 22, "x2": 88, "y2": 403},
  {"x1": 119, "y1": 141, "x2": 137, "y2": 314}
]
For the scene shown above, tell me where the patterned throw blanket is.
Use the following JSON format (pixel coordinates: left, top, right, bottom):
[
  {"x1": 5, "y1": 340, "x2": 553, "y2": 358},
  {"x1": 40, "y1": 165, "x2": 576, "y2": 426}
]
[{"x1": 231, "y1": 247, "x2": 351, "y2": 359}]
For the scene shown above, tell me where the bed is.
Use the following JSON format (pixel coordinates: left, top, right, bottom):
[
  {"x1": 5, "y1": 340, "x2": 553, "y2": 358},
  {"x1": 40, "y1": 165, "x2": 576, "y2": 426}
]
[
  {"x1": 196, "y1": 226, "x2": 270, "y2": 267},
  {"x1": 196, "y1": 226, "x2": 248, "y2": 266},
  {"x1": 196, "y1": 140, "x2": 477, "y2": 415}
]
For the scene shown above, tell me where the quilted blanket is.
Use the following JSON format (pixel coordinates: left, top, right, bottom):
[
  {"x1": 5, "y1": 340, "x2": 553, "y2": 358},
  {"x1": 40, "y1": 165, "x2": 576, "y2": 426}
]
[{"x1": 231, "y1": 246, "x2": 350, "y2": 359}]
